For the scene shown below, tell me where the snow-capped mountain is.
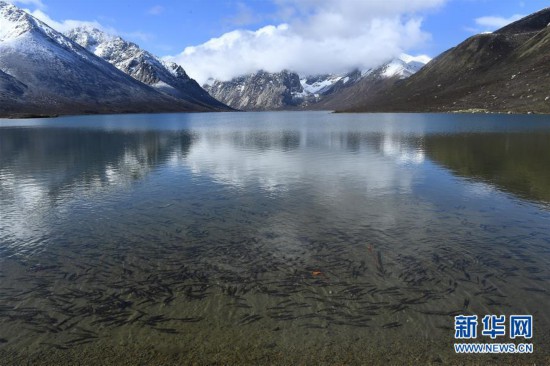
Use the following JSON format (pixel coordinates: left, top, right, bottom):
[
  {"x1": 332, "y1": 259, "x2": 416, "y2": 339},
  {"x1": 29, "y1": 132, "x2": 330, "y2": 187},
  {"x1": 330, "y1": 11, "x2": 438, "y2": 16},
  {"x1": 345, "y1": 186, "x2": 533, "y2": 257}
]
[
  {"x1": 65, "y1": 27, "x2": 229, "y2": 110},
  {"x1": 375, "y1": 54, "x2": 431, "y2": 79},
  {"x1": 294, "y1": 70, "x2": 362, "y2": 102},
  {"x1": 298, "y1": 54, "x2": 430, "y2": 103},
  {"x1": 0, "y1": 1, "x2": 225, "y2": 117},
  {"x1": 205, "y1": 70, "x2": 303, "y2": 111},
  {"x1": 204, "y1": 54, "x2": 430, "y2": 111},
  {"x1": 343, "y1": 8, "x2": 550, "y2": 113}
]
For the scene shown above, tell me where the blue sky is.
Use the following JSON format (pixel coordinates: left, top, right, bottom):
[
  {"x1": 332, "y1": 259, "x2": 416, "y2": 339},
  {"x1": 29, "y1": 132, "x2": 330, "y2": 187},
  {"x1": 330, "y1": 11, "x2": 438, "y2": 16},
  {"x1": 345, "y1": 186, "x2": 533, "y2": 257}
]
[{"x1": 12, "y1": 0, "x2": 550, "y2": 82}]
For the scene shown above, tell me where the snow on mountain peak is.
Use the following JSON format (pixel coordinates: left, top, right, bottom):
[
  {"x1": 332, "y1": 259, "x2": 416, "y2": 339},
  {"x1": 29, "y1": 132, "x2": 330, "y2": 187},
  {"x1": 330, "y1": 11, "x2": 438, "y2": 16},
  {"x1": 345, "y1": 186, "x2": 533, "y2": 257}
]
[
  {"x1": 66, "y1": 27, "x2": 168, "y2": 82},
  {"x1": 301, "y1": 54, "x2": 430, "y2": 96},
  {"x1": 0, "y1": 2, "x2": 105, "y2": 68},
  {"x1": 65, "y1": 26, "x2": 228, "y2": 109},
  {"x1": 65, "y1": 26, "x2": 116, "y2": 52},
  {"x1": 65, "y1": 27, "x2": 147, "y2": 63},
  {"x1": 398, "y1": 54, "x2": 432, "y2": 65},
  {"x1": 206, "y1": 53, "x2": 431, "y2": 110},
  {"x1": 0, "y1": 1, "x2": 34, "y2": 41},
  {"x1": 381, "y1": 54, "x2": 432, "y2": 79}
]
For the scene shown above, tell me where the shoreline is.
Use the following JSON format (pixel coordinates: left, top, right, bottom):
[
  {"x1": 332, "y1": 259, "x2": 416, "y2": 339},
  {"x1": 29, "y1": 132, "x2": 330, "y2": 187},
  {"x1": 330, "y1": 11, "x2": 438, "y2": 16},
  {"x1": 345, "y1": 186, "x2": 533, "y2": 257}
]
[{"x1": 2, "y1": 109, "x2": 550, "y2": 120}]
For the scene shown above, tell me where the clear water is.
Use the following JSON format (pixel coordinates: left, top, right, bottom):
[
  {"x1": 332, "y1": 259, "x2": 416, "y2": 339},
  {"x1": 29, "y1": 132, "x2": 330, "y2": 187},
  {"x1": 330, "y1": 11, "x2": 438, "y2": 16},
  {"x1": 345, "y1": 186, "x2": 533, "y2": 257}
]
[{"x1": 1, "y1": 112, "x2": 549, "y2": 364}]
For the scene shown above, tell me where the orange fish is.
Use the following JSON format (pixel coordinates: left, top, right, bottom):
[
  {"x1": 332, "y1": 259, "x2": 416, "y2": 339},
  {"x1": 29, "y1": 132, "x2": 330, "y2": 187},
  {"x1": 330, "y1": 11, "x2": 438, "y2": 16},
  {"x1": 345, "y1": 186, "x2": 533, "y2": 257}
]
[{"x1": 312, "y1": 271, "x2": 322, "y2": 276}]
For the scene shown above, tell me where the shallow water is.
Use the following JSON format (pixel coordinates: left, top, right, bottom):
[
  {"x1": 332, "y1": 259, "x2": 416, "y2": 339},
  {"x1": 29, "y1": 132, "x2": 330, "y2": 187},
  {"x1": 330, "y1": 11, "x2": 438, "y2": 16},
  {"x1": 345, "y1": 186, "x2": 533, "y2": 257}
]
[{"x1": 0, "y1": 112, "x2": 549, "y2": 364}]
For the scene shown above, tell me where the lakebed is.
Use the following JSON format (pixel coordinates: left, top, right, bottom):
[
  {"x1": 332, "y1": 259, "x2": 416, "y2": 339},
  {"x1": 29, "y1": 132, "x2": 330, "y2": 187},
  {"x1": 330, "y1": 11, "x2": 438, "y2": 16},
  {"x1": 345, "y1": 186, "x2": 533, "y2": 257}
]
[{"x1": 1, "y1": 111, "x2": 549, "y2": 364}]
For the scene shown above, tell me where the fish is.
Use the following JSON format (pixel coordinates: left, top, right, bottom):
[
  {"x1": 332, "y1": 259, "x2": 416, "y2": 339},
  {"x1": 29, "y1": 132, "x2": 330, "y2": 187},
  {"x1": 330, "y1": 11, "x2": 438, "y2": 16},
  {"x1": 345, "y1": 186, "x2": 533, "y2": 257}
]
[
  {"x1": 376, "y1": 251, "x2": 385, "y2": 276},
  {"x1": 40, "y1": 342, "x2": 68, "y2": 350},
  {"x1": 239, "y1": 314, "x2": 262, "y2": 325},
  {"x1": 154, "y1": 327, "x2": 179, "y2": 334},
  {"x1": 521, "y1": 287, "x2": 546, "y2": 293}
]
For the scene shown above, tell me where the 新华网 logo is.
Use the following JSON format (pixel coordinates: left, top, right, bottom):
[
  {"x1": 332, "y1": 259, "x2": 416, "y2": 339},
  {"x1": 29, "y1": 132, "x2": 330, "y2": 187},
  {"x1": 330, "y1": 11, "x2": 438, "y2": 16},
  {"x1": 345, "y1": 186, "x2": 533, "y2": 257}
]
[{"x1": 453, "y1": 315, "x2": 534, "y2": 354}]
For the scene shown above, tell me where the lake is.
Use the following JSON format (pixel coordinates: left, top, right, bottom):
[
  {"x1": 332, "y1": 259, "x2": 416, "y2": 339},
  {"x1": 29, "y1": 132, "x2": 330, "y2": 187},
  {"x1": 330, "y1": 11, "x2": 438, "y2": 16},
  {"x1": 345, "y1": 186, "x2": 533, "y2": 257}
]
[{"x1": 1, "y1": 112, "x2": 549, "y2": 364}]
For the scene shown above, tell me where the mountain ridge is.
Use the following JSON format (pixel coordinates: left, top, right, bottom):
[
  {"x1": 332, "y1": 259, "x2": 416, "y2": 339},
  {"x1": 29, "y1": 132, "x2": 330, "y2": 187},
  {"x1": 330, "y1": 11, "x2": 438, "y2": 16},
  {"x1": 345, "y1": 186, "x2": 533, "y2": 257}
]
[
  {"x1": 2, "y1": 2, "x2": 550, "y2": 117},
  {"x1": 204, "y1": 54, "x2": 430, "y2": 111},
  {"x1": 0, "y1": 1, "x2": 228, "y2": 118},
  {"x1": 65, "y1": 27, "x2": 230, "y2": 111},
  {"x1": 341, "y1": 8, "x2": 550, "y2": 113}
]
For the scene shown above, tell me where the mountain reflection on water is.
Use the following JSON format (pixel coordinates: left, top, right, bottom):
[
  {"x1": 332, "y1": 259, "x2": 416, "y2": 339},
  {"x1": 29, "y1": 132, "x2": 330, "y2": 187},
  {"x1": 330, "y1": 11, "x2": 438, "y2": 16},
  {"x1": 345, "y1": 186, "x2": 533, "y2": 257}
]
[
  {"x1": 0, "y1": 112, "x2": 549, "y2": 364},
  {"x1": 2, "y1": 113, "x2": 549, "y2": 208},
  {"x1": 423, "y1": 133, "x2": 550, "y2": 204}
]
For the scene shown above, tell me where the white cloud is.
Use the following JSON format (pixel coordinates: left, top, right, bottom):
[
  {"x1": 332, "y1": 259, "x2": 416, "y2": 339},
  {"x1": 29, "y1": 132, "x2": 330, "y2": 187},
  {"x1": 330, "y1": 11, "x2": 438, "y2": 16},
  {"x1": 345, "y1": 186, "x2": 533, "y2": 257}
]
[
  {"x1": 182, "y1": 127, "x2": 418, "y2": 195},
  {"x1": 166, "y1": 0, "x2": 446, "y2": 84},
  {"x1": 27, "y1": 9, "x2": 114, "y2": 33},
  {"x1": 7, "y1": 0, "x2": 45, "y2": 9},
  {"x1": 475, "y1": 14, "x2": 524, "y2": 29},
  {"x1": 25, "y1": 9, "x2": 153, "y2": 43},
  {"x1": 148, "y1": 5, "x2": 164, "y2": 16}
]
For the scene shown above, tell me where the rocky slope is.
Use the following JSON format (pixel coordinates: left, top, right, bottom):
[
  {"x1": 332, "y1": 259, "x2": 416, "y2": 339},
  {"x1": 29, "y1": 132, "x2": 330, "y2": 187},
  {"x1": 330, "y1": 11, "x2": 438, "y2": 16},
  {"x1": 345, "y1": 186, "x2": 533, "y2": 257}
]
[
  {"x1": 205, "y1": 70, "x2": 303, "y2": 111},
  {"x1": 343, "y1": 8, "x2": 550, "y2": 113},
  {"x1": 309, "y1": 55, "x2": 429, "y2": 110},
  {"x1": 0, "y1": 69, "x2": 26, "y2": 102},
  {"x1": 0, "y1": 2, "x2": 223, "y2": 118},
  {"x1": 65, "y1": 27, "x2": 229, "y2": 111},
  {"x1": 205, "y1": 55, "x2": 429, "y2": 111}
]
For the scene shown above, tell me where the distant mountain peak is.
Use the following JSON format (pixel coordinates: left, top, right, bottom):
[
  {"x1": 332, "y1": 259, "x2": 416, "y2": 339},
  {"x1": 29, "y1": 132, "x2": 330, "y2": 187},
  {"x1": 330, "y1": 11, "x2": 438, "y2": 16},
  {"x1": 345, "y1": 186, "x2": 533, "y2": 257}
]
[
  {"x1": 65, "y1": 26, "x2": 229, "y2": 109},
  {"x1": 341, "y1": 9, "x2": 550, "y2": 113},
  {"x1": 205, "y1": 54, "x2": 430, "y2": 111},
  {"x1": 378, "y1": 54, "x2": 431, "y2": 79},
  {"x1": 0, "y1": 1, "x2": 35, "y2": 41},
  {"x1": 205, "y1": 69, "x2": 302, "y2": 111},
  {"x1": 398, "y1": 54, "x2": 432, "y2": 65},
  {"x1": 65, "y1": 27, "x2": 160, "y2": 77},
  {"x1": 0, "y1": 2, "x2": 84, "y2": 56},
  {"x1": 65, "y1": 26, "x2": 116, "y2": 50},
  {"x1": 0, "y1": 1, "x2": 227, "y2": 117}
]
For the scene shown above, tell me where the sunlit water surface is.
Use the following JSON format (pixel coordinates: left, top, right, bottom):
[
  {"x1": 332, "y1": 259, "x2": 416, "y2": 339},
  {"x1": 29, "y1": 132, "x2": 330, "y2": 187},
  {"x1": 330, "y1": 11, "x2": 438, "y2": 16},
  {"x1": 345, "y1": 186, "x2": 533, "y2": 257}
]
[{"x1": 1, "y1": 112, "x2": 549, "y2": 364}]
